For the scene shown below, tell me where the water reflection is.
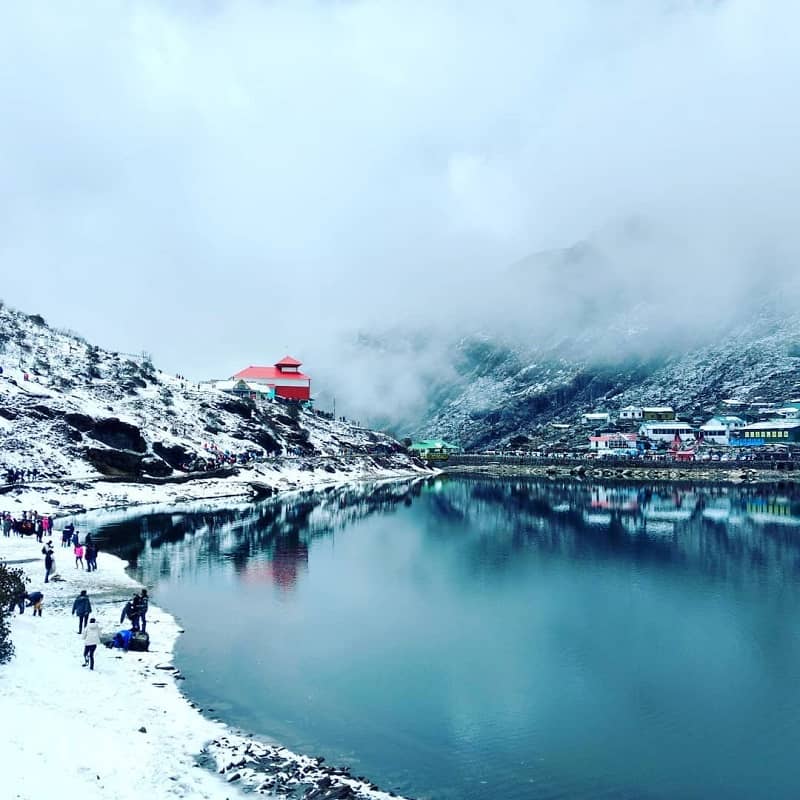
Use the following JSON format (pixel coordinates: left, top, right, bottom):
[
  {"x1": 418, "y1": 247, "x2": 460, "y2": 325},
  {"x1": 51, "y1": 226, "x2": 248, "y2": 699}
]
[
  {"x1": 86, "y1": 480, "x2": 426, "y2": 592},
  {"x1": 426, "y1": 479, "x2": 800, "y2": 592},
  {"x1": 83, "y1": 478, "x2": 800, "y2": 597},
  {"x1": 78, "y1": 477, "x2": 800, "y2": 800}
]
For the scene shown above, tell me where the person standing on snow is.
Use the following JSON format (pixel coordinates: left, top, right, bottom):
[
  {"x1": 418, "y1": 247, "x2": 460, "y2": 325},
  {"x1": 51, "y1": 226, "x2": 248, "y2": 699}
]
[
  {"x1": 139, "y1": 589, "x2": 150, "y2": 633},
  {"x1": 72, "y1": 590, "x2": 92, "y2": 634},
  {"x1": 62, "y1": 522, "x2": 74, "y2": 548},
  {"x1": 74, "y1": 542, "x2": 84, "y2": 569},
  {"x1": 44, "y1": 546, "x2": 54, "y2": 583},
  {"x1": 84, "y1": 542, "x2": 98, "y2": 572},
  {"x1": 120, "y1": 594, "x2": 141, "y2": 631},
  {"x1": 82, "y1": 617, "x2": 102, "y2": 670}
]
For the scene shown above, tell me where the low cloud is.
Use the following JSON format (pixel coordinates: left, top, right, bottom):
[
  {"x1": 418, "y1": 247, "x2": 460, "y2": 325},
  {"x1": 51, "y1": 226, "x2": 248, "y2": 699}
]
[{"x1": 1, "y1": 1, "x2": 799, "y2": 423}]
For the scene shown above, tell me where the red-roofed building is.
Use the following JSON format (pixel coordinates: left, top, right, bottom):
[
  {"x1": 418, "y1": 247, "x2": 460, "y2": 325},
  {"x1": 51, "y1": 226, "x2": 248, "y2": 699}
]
[{"x1": 233, "y1": 356, "x2": 311, "y2": 401}]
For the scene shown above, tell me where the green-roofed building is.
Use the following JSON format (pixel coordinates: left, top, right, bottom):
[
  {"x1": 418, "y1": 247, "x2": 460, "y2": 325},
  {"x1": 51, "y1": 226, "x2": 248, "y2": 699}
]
[{"x1": 409, "y1": 439, "x2": 462, "y2": 461}]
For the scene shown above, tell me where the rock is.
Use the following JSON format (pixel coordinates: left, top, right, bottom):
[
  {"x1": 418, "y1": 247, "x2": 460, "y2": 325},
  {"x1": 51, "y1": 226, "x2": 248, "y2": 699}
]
[
  {"x1": 153, "y1": 440, "x2": 193, "y2": 470},
  {"x1": 141, "y1": 456, "x2": 172, "y2": 477},
  {"x1": 88, "y1": 417, "x2": 148, "y2": 452},
  {"x1": 86, "y1": 447, "x2": 144, "y2": 477},
  {"x1": 138, "y1": 726, "x2": 147, "y2": 733},
  {"x1": 226, "y1": 772, "x2": 241, "y2": 783}
]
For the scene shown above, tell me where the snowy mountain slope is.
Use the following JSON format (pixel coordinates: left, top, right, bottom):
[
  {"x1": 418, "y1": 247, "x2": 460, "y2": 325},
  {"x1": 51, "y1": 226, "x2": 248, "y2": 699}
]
[
  {"x1": 413, "y1": 304, "x2": 800, "y2": 449},
  {"x1": 0, "y1": 303, "x2": 419, "y2": 484},
  {"x1": 332, "y1": 220, "x2": 800, "y2": 450}
]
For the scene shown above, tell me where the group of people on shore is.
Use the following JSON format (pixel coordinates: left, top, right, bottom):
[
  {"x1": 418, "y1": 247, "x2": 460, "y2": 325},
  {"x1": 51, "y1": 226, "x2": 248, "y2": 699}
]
[
  {"x1": 4, "y1": 523, "x2": 152, "y2": 671},
  {"x1": 39, "y1": 527, "x2": 99, "y2": 583},
  {"x1": 2, "y1": 510, "x2": 54, "y2": 541}
]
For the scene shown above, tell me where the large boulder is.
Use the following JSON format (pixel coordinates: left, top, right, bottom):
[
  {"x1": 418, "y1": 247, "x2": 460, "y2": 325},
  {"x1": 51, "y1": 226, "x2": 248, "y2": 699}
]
[
  {"x1": 141, "y1": 456, "x2": 172, "y2": 477},
  {"x1": 87, "y1": 418, "x2": 147, "y2": 453},
  {"x1": 86, "y1": 447, "x2": 145, "y2": 477},
  {"x1": 64, "y1": 412, "x2": 94, "y2": 431},
  {"x1": 153, "y1": 441, "x2": 192, "y2": 470}
]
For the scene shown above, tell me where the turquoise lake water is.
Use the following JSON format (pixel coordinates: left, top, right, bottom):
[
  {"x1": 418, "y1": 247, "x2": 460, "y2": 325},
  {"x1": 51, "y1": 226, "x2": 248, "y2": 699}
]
[{"x1": 86, "y1": 478, "x2": 800, "y2": 799}]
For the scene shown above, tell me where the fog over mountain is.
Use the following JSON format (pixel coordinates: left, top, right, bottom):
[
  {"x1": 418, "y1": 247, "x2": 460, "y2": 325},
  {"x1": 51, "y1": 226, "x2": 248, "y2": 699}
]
[{"x1": 2, "y1": 1, "x2": 799, "y2": 431}]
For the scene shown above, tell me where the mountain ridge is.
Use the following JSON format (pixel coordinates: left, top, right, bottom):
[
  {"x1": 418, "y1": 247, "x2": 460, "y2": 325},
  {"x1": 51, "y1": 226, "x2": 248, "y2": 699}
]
[{"x1": 0, "y1": 302, "x2": 419, "y2": 487}]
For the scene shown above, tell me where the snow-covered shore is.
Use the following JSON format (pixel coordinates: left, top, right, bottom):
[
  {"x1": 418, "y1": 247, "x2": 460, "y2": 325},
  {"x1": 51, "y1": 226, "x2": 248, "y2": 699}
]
[
  {"x1": 0, "y1": 531, "x2": 234, "y2": 800},
  {"x1": 1, "y1": 485, "x2": 416, "y2": 800},
  {"x1": 0, "y1": 458, "x2": 428, "y2": 520}
]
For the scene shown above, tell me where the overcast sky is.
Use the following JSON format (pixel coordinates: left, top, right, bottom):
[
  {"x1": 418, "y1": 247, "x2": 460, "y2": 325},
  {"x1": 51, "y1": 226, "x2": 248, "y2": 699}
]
[{"x1": 1, "y1": 1, "x2": 799, "y2": 402}]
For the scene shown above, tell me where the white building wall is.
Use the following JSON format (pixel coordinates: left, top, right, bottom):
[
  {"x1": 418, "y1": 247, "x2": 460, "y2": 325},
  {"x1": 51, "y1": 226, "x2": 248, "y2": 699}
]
[{"x1": 639, "y1": 423, "x2": 696, "y2": 442}]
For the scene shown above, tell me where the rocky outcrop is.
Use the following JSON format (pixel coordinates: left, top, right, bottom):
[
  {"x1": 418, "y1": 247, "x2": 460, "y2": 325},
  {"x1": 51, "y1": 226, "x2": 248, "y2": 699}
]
[
  {"x1": 86, "y1": 447, "x2": 147, "y2": 477},
  {"x1": 87, "y1": 418, "x2": 147, "y2": 453},
  {"x1": 64, "y1": 412, "x2": 94, "y2": 431},
  {"x1": 153, "y1": 441, "x2": 192, "y2": 470}
]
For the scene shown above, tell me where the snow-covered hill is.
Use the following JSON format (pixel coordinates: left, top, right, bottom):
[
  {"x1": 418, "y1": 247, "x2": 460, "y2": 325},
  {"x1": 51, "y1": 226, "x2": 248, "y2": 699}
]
[
  {"x1": 336, "y1": 222, "x2": 800, "y2": 450},
  {"x1": 0, "y1": 303, "x2": 423, "y2": 498},
  {"x1": 415, "y1": 302, "x2": 800, "y2": 449}
]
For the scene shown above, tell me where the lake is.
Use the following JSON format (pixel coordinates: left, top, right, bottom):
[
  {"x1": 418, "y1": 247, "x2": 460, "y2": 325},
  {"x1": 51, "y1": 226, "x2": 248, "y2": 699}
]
[{"x1": 81, "y1": 478, "x2": 800, "y2": 799}]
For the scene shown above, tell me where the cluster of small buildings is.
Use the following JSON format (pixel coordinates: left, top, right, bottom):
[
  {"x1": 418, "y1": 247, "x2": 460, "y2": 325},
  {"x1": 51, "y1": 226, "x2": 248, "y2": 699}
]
[
  {"x1": 201, "y1": 356, "x2": 312, "y2": 403},
  {"x1": 581, "y1": 401, "x2": 800, "y2": 455},
  {"x1": 408, "y1": 440, "x2": 462, "y2": 460}
]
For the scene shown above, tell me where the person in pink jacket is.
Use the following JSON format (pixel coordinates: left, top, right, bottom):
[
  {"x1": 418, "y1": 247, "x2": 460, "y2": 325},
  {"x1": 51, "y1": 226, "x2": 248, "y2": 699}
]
[{"x1": 74, "y1": 543, "x2": 84, "y2": 569}]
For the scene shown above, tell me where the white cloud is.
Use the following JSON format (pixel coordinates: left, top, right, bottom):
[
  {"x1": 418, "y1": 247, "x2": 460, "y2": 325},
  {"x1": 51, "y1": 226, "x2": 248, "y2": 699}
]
[{"x1": 0, "y1": 0, "x2": 798, "y2": 407}]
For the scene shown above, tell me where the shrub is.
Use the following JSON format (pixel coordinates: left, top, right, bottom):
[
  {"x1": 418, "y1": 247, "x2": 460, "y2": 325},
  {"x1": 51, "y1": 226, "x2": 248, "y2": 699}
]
[
  {"x1": 26, "y1": 313, "x2": 46, "y2": 327},
  {"x1": 0, "y1": 561, "x2": 28, "y2": 663}
]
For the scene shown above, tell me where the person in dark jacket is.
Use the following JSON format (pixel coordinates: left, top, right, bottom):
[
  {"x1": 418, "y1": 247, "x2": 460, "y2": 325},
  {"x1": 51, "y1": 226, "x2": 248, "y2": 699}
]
[
  {"x1": 120, "y1": 594, "x2": 141, "y2": 631},
  {"x1": 44, "y1": 547, "x2": 54, "y2": 583},
  {"x1": 71, "y1": 590, "x2": 92, "y2": 633},
  {"x1": 62, "y1": 522, "x2": 74, "y2": 548},
  {"x1": 26, "y1": 591, "x2": 44, "y2": 616},
  {"x1": 84, "y1": 542, "x2": 98, "y2": 572},
  {"x1": 139, "y1": 589, "x2": 149, "y2": 633}
]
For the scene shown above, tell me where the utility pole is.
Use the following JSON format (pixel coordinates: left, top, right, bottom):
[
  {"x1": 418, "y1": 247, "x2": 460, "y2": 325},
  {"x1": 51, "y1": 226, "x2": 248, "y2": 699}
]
[{"x1": 333, "y1": 396, "x2": 336, "y2": 419}]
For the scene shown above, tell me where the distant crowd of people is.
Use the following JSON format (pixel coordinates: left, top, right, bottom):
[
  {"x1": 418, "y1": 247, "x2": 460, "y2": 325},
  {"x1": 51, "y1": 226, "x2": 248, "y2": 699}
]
[
  {"x1": 3, "y1": 468, "x2": 41, "y2": 485},
  {"x1": 2, "y1": 510, "x2": 54, "y2": 541},
  {"x1": 179, "y1": 443, "x2": 265, "y2": 472}
]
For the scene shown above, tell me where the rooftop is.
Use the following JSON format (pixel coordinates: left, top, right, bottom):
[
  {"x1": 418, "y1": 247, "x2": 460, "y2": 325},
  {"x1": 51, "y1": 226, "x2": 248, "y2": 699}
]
[
  {"x1": 702, "y1": 416, "x2": 745, "y2": 426},
  {"x1": 640, "y1": 420, "x2": 693, "y2": 428},
  {"x1": 233, "y1": 365, "x2": 310, "y2": 381},
  {"x1": 275, "y1": 355, "x2": 303, "y2": 368},
  {"x1": 410, "y1": 439, "x2": 460, "y2": 451},
  {"x1": 739, "y1": 421, "x2": 800, "y2": 431}
]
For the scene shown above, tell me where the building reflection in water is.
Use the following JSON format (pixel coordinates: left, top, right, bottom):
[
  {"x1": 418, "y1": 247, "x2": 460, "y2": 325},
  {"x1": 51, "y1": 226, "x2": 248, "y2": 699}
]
[
  {"x1": 83, "y1": 480, "x2": 427, "y2": 593},
  {"x1": 239, "y1": 535, "x2": 309, "y2": 591},
  {"x1": 80, "y1": 476, "x2": 800, "y2": 596}
]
